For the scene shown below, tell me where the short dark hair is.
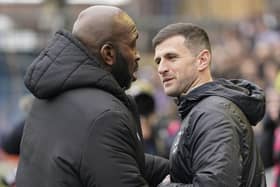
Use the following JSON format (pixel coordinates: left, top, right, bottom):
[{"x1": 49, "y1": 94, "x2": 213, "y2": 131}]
[
  {"x1": 134, "y1": 93, "x2": 155, "y2": 117},
  {"x1": 152, "y1": 23, "x2": 211, "y2": 55}
]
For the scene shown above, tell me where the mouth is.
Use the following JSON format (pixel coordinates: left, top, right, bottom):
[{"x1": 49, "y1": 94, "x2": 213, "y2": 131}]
[
  {"x1": 132, "y1": 63, "x2": 139, "y2": 81},
  {"x1": 162, "y1": 77, "x2": 174, "y2": 84}
]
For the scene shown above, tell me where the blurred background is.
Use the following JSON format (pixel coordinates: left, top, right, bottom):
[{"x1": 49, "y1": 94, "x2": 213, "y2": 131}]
[{"x1": 1, "y1": 0, "x2": 280, "y2": 186}]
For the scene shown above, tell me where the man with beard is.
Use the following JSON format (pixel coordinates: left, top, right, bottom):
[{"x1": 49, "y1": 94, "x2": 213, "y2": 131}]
[
  {"x1": 16, "y1": 5, "x2": 168, "y2": 187},
  {"x1": 153, "y1": 23, "x2": 266, "y2": 186}
]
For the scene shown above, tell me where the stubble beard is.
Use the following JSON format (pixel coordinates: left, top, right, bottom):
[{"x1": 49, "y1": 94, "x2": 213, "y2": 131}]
[{"x1": 111, "y1": 49, "x2": 132, "y2": 90}]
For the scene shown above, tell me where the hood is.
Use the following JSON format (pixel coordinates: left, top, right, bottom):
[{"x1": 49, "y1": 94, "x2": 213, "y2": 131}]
[
  {"x1": 24, "y1": 30, "x2": 130, "y2": 106},
  {"x1": 178, "y1": 79, "x2": 265, "y2": 125}
]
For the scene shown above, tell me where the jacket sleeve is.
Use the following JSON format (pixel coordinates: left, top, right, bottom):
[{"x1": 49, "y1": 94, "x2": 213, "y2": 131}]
[
  {"x1": 161, "y1": 110, "x2": 243, "y2": 187},
  {"x1": 144, "y1": 154, "x2": 169, "y2": 186},
  {"x1": 80, "y1": 110, "x2": 149, "y2": 187}
]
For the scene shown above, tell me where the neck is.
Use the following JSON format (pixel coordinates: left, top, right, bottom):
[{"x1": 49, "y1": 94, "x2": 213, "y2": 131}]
[{"x1": 183, "y1": 74, "x2": 213, "y2": 95}]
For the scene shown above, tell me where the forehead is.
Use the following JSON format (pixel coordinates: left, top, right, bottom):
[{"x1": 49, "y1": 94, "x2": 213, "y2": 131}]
[
  {"x1": 114, "y1": 13, "x2": 138, "y2": 39},
  {"x1": 154, "y1": 35, "x2": 189, "y2": 56}
]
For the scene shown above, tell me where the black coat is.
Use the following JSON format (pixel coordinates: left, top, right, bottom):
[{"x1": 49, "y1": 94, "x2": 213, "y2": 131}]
[
  {"x1": 160, "y1": 79, "x2": 266, "y2": 187},
  {"x1": 16, "y1": 30, "x2": 168, "y2": 187}
]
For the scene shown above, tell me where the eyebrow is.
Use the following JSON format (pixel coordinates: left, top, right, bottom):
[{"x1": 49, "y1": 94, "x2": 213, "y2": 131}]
[
  {"x1": 154, "y1": 52, "x2": 179, "y2": 62},
  {"x1": 165, "y1": 52, "x2": 178, "y2": 57}
]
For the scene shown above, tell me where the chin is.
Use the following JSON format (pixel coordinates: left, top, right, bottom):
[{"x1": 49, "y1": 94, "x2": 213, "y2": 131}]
[
  {"x1": 123, "y1": 80, "x2": 133, "y2": 90},
  {"x1": 164, "y1": 89, "x2": 178, "y2": 97}
]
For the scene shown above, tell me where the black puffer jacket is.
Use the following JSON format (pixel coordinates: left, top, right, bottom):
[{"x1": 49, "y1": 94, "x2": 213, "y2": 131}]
[
  {"x1": 16, "y1": 30, "x2": 168, "y2": 187},
  {"x1": 161, "y1": 79, "x2": 266, "y2": 187}
]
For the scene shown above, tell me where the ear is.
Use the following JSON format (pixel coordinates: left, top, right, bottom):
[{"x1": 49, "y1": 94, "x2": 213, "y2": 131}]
[
  {"x1": 100, "y1": 43, "x2": 116, "y2": 66},
  {"x1": 196, "y1": 49, "x2": 211, "y2": 71}
]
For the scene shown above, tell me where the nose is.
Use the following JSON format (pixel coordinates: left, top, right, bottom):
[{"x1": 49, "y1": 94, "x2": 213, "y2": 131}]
[{"x1": 158, "y1": 60, "x2": 168, "y2": 75}]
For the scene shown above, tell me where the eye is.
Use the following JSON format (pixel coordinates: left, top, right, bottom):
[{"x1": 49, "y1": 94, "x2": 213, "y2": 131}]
[
  {"x1": 166, "y1": 54, "x2": 177, "y2": 61},
  {"x1": 154, "y1": 58, "x2": 160, "y2": 65}
]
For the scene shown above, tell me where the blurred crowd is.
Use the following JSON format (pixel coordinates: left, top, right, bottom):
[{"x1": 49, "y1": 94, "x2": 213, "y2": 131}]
[{"x1": 210, "y1": 12, "x2": 280, "y2": 89}]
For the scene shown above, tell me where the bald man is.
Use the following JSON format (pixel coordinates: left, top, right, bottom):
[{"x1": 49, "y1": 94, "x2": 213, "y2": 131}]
[{"x1": 16, "y1": 6, "x2": 169, "y2": 187}]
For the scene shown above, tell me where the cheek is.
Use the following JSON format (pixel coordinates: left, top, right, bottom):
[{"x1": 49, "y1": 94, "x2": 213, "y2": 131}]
[
  {"x1": 173, "y1": 65, "x2": 185, "y2": 78},
  {"x1": 177, "y1": 66, "x2": 195, "y2": 83},
  {"x1": 128, "y1": 54, "x2": 135, "y2": 68},
  {"x1": 123, "y1": 51, "x2": 135, "y2": 65}
]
